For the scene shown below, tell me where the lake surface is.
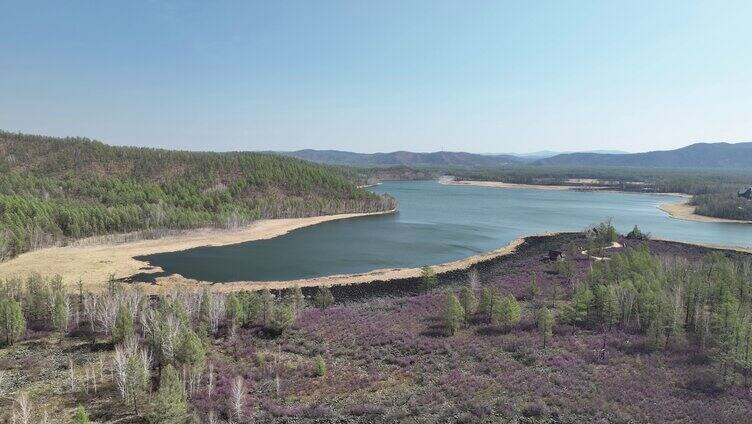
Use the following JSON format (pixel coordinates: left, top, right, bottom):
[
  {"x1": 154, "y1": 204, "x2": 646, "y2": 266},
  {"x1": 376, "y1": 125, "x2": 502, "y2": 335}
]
[{"x1": 137, "y1": 181, "x2": 752, "y2": 282}]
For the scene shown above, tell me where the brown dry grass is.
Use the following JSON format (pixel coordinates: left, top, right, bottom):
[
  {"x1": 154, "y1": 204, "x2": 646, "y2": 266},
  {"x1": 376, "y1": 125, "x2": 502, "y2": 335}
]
[{"x1": 0, "y1": 211, "x2": 394, "y2": 292}]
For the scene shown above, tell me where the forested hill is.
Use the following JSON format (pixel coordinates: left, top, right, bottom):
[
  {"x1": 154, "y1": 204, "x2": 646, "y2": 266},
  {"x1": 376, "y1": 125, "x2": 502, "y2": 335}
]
[
  {"x1": 0, "y1": 131, "x2": 396, "y2": 260},
  {"x1": 536, "y1": 142, "x2": 752, "y2": 168},
  {"x1": 276, "y1": 149, "x2": 525, "y2": 167}
]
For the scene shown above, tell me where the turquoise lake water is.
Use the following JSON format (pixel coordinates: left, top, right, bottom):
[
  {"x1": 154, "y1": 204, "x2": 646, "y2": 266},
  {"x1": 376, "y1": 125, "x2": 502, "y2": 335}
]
[{"x1": 137, "y1": 181, "x2": 752, "y2": 282}]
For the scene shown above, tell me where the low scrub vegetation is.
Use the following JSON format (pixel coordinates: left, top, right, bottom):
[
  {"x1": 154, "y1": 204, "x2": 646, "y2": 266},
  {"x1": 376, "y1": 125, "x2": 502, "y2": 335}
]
[{"x1": 1, "y1": 224, "x2": 751, "y2": 422}]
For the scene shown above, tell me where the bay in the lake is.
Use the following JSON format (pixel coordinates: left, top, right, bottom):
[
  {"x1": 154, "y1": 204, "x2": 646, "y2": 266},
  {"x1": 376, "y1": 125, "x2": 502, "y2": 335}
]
[{"x1": 136, "y1": 181, "x2": 752, "y2": 282}]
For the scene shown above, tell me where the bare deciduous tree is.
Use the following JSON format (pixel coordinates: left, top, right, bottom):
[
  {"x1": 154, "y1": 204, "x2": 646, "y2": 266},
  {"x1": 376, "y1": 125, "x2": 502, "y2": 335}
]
[
  {"x1": 139, "y1": 347, "x2": 152, "y2": 399},
  {"x1": 231, "y1": 375, "x2": 245, "y2": 420},
  {"x1": 207, "y1": 410, "x2": 219, "y2": 424},
  {"x1": 68, "y1": 359, "x2": 76, "y2": 392},
  {"x1": 208, "y1": 294, "x2": 226, "y2": 335},
  {"x1": 207, "y1": 362, "x2": 215, "y2": 400},
  {"x1": 113, "y1": 345, "x2": 129, "y2": 400},
  {"x1": 614, "y1": 285, "x2": 636, "y2": 326},
  {"x1": 0, "y1": 370, "x2": 6, "y2": 398},
  {"x1": 114, "y1": 338, "x2": 139, "y2": 394},
  {"x1": 83, "y1": 367, "x2": 90, "y2": 395},
  {"x1": 96, "y1": 295, "x2": 118, "y2": 335},
  {"x1": 142, "y1": 308, "x2": 182, "y2": 366},
  {"x1": 15, "y1": 392, "x2": 32, "y2": 424},
  {"x1": 82, "y1": 294, "x2": 98, "y2": 333},
  {"x1": 98, "y1": 353, "x2": 106, "y2": 382},
  {"x1": 467, "y1": 268, "x2": 480, "y2": 291},
  {"x1": 89, "y1": 365, "x2": 98, "y2": 394}
]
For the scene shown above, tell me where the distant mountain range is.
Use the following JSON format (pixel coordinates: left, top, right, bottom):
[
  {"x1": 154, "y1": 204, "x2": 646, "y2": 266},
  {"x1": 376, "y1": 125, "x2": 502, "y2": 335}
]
[
  {"x1": 500, "y1": 150, "x2": 629, "y2": 160},
  {"x1": 536, "y1": 142, "x2": 752, "y2": 168},
  {"x1": 275, "y1": 150, "x2": 524, "y2": 167},
  {"x1": 276, "y1": 143, "x2": 752, "y2": 168}
]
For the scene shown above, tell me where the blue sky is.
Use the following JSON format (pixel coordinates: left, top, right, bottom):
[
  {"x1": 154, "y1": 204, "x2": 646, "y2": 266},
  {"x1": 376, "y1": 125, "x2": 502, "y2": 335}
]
[{"x1": 1, "y1": 1, "x2": 750, "y2": 153}]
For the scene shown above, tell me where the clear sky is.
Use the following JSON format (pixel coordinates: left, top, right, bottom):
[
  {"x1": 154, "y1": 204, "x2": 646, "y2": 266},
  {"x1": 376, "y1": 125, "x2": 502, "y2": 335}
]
[{"x1": 1, "y1": 1, "x2": 751, "y2": 153}]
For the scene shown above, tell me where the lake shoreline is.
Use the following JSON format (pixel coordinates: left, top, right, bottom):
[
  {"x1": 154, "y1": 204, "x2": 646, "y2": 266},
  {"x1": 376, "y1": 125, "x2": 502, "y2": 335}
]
[
  {"x1": 0, "y1": 209, "x2": 396, "y2": 291},
  {"x1": 440, "y1": 178, "x2": 583, "y2": 191},
  {"x1": 440, "y1": 178, "x2": 752, "y2": 225},
  {"x1": 659, "y1": 199, "x2": 752, "y2": 224},
  {"x1": 440, "y1": 177, "x2": 693, "y2": 198},
  {"x1": 139, "y1": 231, "x2": 752, "y2": 293},
  {"x1": 4, "y1": 208, "x2": 749, "y2": 294},
  {"x1": 150, "y1": 233, "x2": 533, "y2": 293},
  {"x1": 4, "y1": 178, "x2": 751, "y2": 293}
]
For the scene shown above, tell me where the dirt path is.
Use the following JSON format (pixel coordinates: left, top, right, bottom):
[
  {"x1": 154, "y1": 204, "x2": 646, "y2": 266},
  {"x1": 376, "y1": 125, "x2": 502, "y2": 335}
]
[{"x1": 582, "y1": 241, "x2": 622, "y2": 260}]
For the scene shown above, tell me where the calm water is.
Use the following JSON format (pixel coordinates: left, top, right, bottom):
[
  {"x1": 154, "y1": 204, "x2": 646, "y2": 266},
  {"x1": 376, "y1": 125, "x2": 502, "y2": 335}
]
[{"x1": 137, "y1": 181, "x2": 752, "y2": 282}]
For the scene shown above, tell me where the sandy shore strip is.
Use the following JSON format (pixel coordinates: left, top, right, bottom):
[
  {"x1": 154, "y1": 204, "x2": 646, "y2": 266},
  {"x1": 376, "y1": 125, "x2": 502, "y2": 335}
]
[
  {"x1": 659, "y1": 200, "x2": 752, "y2": 224},
  {"x1": 653, "y1": 237, "x2": 752, "y2": 254},
  {"x1": 440, "y1": 178, "x2": 583, "y2": 191},
  {"x1": 154, "y1": 234, "x2": 530, "y2": 293},
  {"x1": 0, "y1": 210, "x2": 396, "y2": 291},
  {"x1": 439, "y1": 178, "x2": 694, "y2": 199}
]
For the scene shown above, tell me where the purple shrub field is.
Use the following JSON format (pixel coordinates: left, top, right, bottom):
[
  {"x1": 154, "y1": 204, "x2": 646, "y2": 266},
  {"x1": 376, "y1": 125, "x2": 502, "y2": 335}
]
[{"x1": 193, "y1": 235, "x2": 752, "y2": 423}]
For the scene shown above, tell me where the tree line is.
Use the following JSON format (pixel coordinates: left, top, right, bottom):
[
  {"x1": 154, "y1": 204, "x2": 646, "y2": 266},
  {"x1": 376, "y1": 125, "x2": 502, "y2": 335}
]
[
  {"x1": 450, "y1": 165, "x2": 752, "y2": 196},
  {"x1": 437, "y1": 225, "x2": 752, "y2": 388},
  {"x1": 448, "y1": 165, "x2": 752, "y2": 221},
  {"x1": 0, "y1": 131, "x2": 396, "y2": 260},
  {"x1": 691, "y1": 193, "x2": 752, "y2": 221},
  {"x1": 563, "y1": 245, "x2": 752, "y2": 386}
]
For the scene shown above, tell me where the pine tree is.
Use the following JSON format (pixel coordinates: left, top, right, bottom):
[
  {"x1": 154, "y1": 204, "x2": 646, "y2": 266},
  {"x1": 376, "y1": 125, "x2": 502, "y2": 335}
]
[
  {"x1": 74, "y1": 406, "x2": 90, "y2": 424},
  {"x1": 443, "y1": 292, "x2": 465, "y2": 336},
  {"x1": 562, "y1": 286, "x2": 592, "y2": 326},
  {"x1": 591, "y1": 284, "x2": 618, "y2": 329},
  {"x1": 314, "y1": 286, "x2": 334, "y2": 309},
  {"x1": 149, "y1": 364, "x2": 188, "y2": 424},
  {"x1": 269, "y1": 302, "x2": 295, "y2": 334},
  {"x1": 646, "y1": 313, "x2": 665, "y2": 350},
  {"x1": 586, "y1": 238, "x2": 597, "y2": 266},
  {"x1": 290, "y1": 284, "x2": 305, "y2": 312},
  {"x1": 198, "y1": 289, "x2": 212, "y2": 326},
  {"x1": 459, "y1": 287, "x2": 476, "y2": 324},
  {"x1": 740, "y1": 319, "x2": 752, "y2": 387},
  {"x1": 113, "y1": 304, "x2": 134, "y2": 344},
  {"x1": 176, "y1": 329, "x2": 206, "y2": 374},
  {"x1": 527, "y1": 272, "x2": 540, "y2": 304},
  {"x1": 225, "y1": 293, "x2": 243, "y2": 332},
  {"x1": 713, "y1": 298, "x2": 739, "y2": 378},
  {"x1": 419, "y1": 266, "x2": 438, "y2": 292},
  {"x1": 537, "y1": 306, "x2": 554, "y2": 349},
  {"x1": 25, "y1": 274, "x2": 51, "y2": 325},
  {"x1": 314, "y1": 354, "x2": 327, "y2": 377},
  {"x1": 478, "y1": 288, "x2": 495, "y2": 323},
  {"x1": 52, "y1": 291, "x2": 69, "y2": 333},
  {"x1": 566, "y1": 241, "x2": 579, "y2": 263},
  {"x1": 239, "y1": 291, "x2": 262, "y2": 326},
  {"x1": 492, "y1": 294, "x2": 521, "y2": 331},
  {"x1": 260, "y1": 288, "x2": 275, "y2": 324},
  {"x1": 126, "y1": 355, "x2": 149, "y2": 416},
  {"x1": 554, "y1": 258, "x2": 573, "y2": 307},
  {"x1": 0, "y1": 298, "x2": 25, "y2": 346}
]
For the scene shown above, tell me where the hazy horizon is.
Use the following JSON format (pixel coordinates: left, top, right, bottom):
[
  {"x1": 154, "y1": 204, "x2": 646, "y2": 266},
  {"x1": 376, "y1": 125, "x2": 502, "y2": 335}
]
[{"x1": 2, "y1": 1, "x2": 751, "y2": 154}]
